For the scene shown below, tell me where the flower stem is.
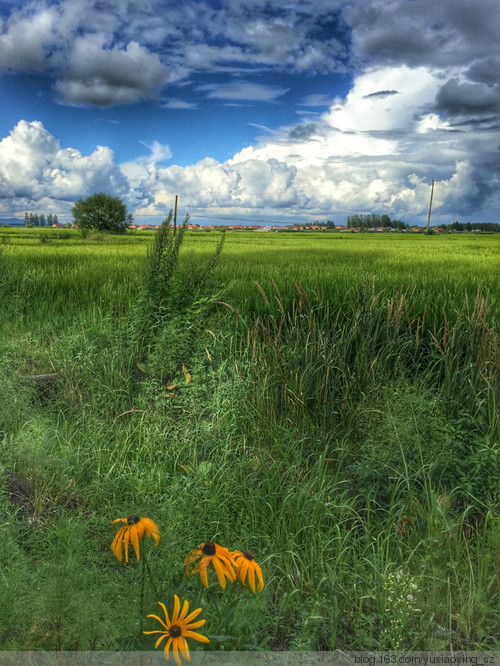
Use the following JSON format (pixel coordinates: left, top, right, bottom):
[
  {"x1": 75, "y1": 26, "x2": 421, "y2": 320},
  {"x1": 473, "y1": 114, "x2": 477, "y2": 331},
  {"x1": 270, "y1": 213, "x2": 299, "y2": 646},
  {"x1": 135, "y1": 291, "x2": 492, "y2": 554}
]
[
  {"x1": 139, "y1": 557, "x2": 146, "y2": 634},
  {"x1": 213, "y1": 581, "x2": 238, "y2": 634},
  {"x1": 143, "y1": 553, "x2": 161, "y2": 598}
]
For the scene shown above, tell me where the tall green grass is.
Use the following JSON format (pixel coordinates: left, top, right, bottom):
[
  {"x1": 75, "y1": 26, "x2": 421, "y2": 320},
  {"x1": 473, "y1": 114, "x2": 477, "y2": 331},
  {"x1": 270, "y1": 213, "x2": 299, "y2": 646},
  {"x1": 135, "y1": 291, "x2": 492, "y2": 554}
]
[
  {"x1": 0, "y1": 226, "x2": 498, "y2": 652},
  {"x1": 1, "y1": 228, "x2": 498, "y2": 326}
]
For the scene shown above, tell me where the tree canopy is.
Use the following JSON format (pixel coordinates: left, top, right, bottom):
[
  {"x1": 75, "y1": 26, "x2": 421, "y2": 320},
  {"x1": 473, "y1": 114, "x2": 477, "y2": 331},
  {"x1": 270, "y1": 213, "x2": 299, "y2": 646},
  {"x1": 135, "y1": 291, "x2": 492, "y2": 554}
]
[
  {"x1": 72, "y1": 193, "x2": 132, "y2": 234},
  {"x1": 346, "y1": 213, "x2": 407, "y2": 230}
]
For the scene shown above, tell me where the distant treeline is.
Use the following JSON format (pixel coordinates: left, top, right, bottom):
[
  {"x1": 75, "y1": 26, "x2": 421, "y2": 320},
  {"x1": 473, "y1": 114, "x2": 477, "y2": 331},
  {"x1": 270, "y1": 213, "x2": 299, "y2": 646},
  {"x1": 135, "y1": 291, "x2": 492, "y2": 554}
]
[
  {"x1": 284, "y1": 220, "x2": 335, "y2": 228},
  {"x1": 347, "y1": 214, "x2": 407, "y2": 229},
  {"x1": 444, "y1": 221, "x2": 500, "y2": 232},
  {"x1": 346, "y1": 215, "x2": 499, "y2": 232},
  {"x1": 25, "y1": 212, "x2": 59, "y2": 227}
]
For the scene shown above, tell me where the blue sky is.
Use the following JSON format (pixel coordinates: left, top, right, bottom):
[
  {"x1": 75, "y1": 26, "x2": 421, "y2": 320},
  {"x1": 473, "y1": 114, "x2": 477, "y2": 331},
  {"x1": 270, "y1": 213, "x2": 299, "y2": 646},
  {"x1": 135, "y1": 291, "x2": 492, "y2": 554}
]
[{"x1": 1, "y1": 0, "x2": 499, "y2": 226}]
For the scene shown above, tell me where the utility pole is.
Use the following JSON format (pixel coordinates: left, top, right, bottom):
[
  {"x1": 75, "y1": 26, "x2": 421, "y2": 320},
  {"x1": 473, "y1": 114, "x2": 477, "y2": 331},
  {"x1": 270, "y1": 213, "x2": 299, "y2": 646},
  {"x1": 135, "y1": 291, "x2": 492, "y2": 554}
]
[
  {"x1": 426, "y1": 179, "x2": 434, "y2": 233},
  {"x1": 174, "y1": 195, "x2": 178, "y2": 236}
]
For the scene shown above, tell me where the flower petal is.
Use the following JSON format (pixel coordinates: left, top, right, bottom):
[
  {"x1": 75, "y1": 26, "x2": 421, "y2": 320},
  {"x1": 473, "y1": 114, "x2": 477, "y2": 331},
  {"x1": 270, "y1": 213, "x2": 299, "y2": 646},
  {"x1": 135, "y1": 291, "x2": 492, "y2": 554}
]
[
  {"x1": 192, "y1": 556, "x2": 211, "y2": 574},
  {"x1": 177, "y1": 599, "x2": 190, "y2": 624},
  {"x1": 123, "y1": 526, "x2": 130, "y2": 562},
  {"x1": 184, "y1": 550, "x2": 202, "y2": 567},
  {"x1": 178, "y1": 635, "x2": 191, "y2": 661},
  {"x1": 238, "y1": 557, "x2": 249, "y2": 585},
  {"x1": 111, "y1": 527, "x2": 125, "y2": 561},
  {"x1": 183, "y1": 620, "x2": 206, "y2": 631},
  {"x1": 215, "y1": 553, "x2": 236, "y2": 579},
  {"x1": 183, "y1": 630, "x2": 210, "y2": 644},
  {"x1": 254, "y1": 561, "x2": 264, "y2": 591},
  {"x1": 136, "y1": 520, "x2": 146, "y2": 541},
  {"x1": 214, "y1": 557, "x2": 236, "y2": 588},
  {"x1": 142, "y1": 518, "x2": 160, "y2": 544},
  {"x1": 164, "y1": 636, "x2": 173, "y2": 660},
  {"x1": 183, "y1": 607, "x2": 203, "y2": 625},
  {"x1": 247, "y1": 563, "x2": 256, "y2": 593},
  {"x1": 172, "y1": 638, "x2": 183, "y2": 666},
  {"x1": 158, "y1": 602, "x2": 171, "y2": 628},
  {"x1": 215, "y1": 543, "x2": 234, "y2": 560},
  {"x1": 172, "y1": 595, "x2": 181, "y2": 625},
  {"x1": 146, "y1": 614, "x2": 169, "y2": 631},
  {"x1": 199, "y1": 565, "x2": 209, "y2": 589},
  {"x1": 112, "y1": 518, "x2": 127, "y2": 524},
  {"x1": 130, "y1": 524, "x2": 140, "y2": 560},
  {"x1": 223, "y1": 559, "x2": 237, "y2": 581},
  {"x1": 154, "y1": 633, "x2": 168, "y2": 649},
  {"x1": 212, "y1": 557, "x2": 229, "y2": 589}
]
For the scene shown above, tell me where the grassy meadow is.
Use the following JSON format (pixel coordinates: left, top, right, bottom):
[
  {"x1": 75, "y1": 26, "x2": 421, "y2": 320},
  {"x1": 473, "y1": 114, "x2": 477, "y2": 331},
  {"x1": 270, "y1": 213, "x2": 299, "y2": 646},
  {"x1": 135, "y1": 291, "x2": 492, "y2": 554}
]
[{"x1": 0, "y1": 224, "x2": 499, "y2": 653}]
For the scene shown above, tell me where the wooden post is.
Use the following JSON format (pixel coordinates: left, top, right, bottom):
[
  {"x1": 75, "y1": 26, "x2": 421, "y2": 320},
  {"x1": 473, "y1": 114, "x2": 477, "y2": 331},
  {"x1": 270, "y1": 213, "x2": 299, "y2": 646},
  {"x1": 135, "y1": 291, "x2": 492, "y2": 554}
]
[
  {"x1": 426, "y1": 179, "x2": 434, "y2": 232},
  {"x1": 174, "y1": 195, "x2": 178, "y2": 236}
]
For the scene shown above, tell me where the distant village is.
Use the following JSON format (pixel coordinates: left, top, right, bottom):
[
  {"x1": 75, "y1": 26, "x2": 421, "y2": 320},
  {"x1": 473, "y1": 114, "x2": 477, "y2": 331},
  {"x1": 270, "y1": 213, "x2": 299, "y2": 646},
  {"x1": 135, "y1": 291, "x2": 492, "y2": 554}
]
[
  {"x1": 127, "y1": 222, "x2": 497, "y2": 233},
  {"x1": 128, "y1": 223, "x2": 403, "y2": 232},
  {"x1": 129, "y1": 223, "x2": 342, "y2": 232},
  {"x1": 1, "y1": 213, "x2": 498, "y2": 234}
]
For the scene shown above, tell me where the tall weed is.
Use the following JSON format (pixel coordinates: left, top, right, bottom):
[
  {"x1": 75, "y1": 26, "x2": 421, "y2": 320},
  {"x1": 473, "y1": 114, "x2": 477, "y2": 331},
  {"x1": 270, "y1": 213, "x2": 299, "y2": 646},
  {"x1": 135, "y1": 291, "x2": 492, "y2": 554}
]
[{"x1": 134, "y1": 212, "x2": 225, "y2": 380}]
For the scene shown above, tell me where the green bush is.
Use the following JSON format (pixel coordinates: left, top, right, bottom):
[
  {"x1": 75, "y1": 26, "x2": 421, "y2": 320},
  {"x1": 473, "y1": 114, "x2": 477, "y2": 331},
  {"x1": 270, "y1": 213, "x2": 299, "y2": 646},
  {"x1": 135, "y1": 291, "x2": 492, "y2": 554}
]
[{"x1": 72, "y1": 193, "x2": 132, "y2": 236}]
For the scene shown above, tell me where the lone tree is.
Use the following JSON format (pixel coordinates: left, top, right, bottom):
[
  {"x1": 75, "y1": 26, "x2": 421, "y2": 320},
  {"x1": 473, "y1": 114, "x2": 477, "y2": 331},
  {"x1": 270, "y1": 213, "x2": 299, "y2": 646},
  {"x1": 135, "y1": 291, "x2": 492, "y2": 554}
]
[{"x1": 72, "y1": 193, "x2": 132, "y2": 235}]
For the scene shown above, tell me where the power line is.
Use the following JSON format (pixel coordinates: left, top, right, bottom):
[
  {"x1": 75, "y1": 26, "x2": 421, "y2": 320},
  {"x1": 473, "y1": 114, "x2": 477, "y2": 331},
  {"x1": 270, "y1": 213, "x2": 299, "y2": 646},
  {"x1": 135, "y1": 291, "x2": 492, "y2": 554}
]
[
  {"x1": 102, "y1": 211, "x2": 299, "y2": 225},
  {"x1": 3, "y1": 210, "x2": 326, "y2": 225},
  {"x1": 178, "y1": 213, "x2": 284, "y2": 224}
]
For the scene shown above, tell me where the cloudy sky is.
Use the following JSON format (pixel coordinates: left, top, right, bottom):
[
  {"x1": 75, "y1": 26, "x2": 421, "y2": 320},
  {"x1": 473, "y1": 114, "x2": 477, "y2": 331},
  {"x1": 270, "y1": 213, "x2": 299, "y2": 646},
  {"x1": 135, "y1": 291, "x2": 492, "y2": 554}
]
[{"x1": 1, "y1": 0, "x2": 499, "y2": 226}]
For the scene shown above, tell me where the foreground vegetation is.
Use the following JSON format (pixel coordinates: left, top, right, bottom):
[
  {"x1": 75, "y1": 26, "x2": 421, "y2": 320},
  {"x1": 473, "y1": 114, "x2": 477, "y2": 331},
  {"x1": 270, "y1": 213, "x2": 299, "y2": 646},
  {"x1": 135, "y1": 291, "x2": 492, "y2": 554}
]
[{"x1": 0, "y1": 224, "x2": 499, "y2": 652}]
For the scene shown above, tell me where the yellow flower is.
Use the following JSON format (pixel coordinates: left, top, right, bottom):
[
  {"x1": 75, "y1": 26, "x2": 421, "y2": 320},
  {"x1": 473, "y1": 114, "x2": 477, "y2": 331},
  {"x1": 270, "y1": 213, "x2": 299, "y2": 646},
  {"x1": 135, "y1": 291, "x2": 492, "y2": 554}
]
[
  {"x1": 144, "y1": 595, "x2": 209, "y2": 665},
  {"x1": 231, "y1": 550, "x2": 264, "y2": 593},
  {"x1": 111, "y1": 515, "x2": 160, "y2": 562},
  {"x1": 184, "y1": 541, "x2": 236, "y2": 589}
]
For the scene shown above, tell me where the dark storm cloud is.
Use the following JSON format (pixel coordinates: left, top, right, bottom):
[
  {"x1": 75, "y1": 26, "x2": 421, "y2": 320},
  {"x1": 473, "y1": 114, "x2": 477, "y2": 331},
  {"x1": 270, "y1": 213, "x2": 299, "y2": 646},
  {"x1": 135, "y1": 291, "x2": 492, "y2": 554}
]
[
  {"x1": 435, "y1": 78, "x2": 500, "y2": 116},
  {"x1": 56, "y1": 38, "x2": 168, "y2": 106},
  {"x1": 448, "y1": 116, "x2": 500, "y2": 131},
  {"x1": 344, "y1": 0, "x2": 500, "y2": 69},
  {"x1": 466, "y1": 56, "x2": 500, "y2": 85}
]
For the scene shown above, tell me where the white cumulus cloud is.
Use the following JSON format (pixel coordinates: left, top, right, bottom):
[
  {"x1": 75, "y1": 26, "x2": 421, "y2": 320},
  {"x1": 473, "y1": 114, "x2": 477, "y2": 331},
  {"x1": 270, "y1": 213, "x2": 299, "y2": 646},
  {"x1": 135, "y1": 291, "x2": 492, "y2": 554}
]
[
  {"x1": 0, "y1": 120, "x2": 128, "y2": 210},
  {"x1": 1, "y1": 57, "x2": 499, "y2": 225},
  {"x1": 124, "y1": 65, "x2": 498, "y2": 223}
]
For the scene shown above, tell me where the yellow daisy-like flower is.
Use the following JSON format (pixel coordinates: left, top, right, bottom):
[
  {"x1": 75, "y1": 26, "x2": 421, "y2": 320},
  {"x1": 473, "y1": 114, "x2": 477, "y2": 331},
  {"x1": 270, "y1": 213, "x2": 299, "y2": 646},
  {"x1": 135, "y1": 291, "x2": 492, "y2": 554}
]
[
  {"x1": 231, "y1": 550, "x2": 264, "y2": 593},
  {"x1": 111, "y1": 515, "x2": 160, "y2": 562},
  {"x1": 184, "y1": 541, "x2": 236, "y2": 589},
  {"x1": 144, "y1": 595, "x2": 209, "y2": 665}
]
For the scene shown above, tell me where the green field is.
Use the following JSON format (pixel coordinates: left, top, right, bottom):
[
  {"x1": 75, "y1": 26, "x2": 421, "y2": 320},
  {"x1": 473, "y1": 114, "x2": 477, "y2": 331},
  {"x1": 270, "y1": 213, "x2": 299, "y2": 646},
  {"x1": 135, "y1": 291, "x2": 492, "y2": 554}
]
[
  {"x1": 1, "y1": 225, "x2": 499, "y2": 653},
  {"x1": 2, "y1": 227, "x2": 499, "y2": 317}
]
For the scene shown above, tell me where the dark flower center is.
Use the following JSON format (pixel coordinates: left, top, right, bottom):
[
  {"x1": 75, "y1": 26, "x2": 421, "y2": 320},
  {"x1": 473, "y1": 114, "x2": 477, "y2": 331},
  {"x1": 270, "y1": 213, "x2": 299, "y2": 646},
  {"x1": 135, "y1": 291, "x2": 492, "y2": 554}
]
[
  {"x1": 243, "y1": 551, "x2": 254, "y2": 560},
  {"x1": 127, "y1": 516, "x2": 140, "y2": 525},
  {"x1": 202, "y1": 542, "x2": 216, "y2": 556},
  {"x1": 169, "y1": 625, "x2": 182, "y2": 638}
]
